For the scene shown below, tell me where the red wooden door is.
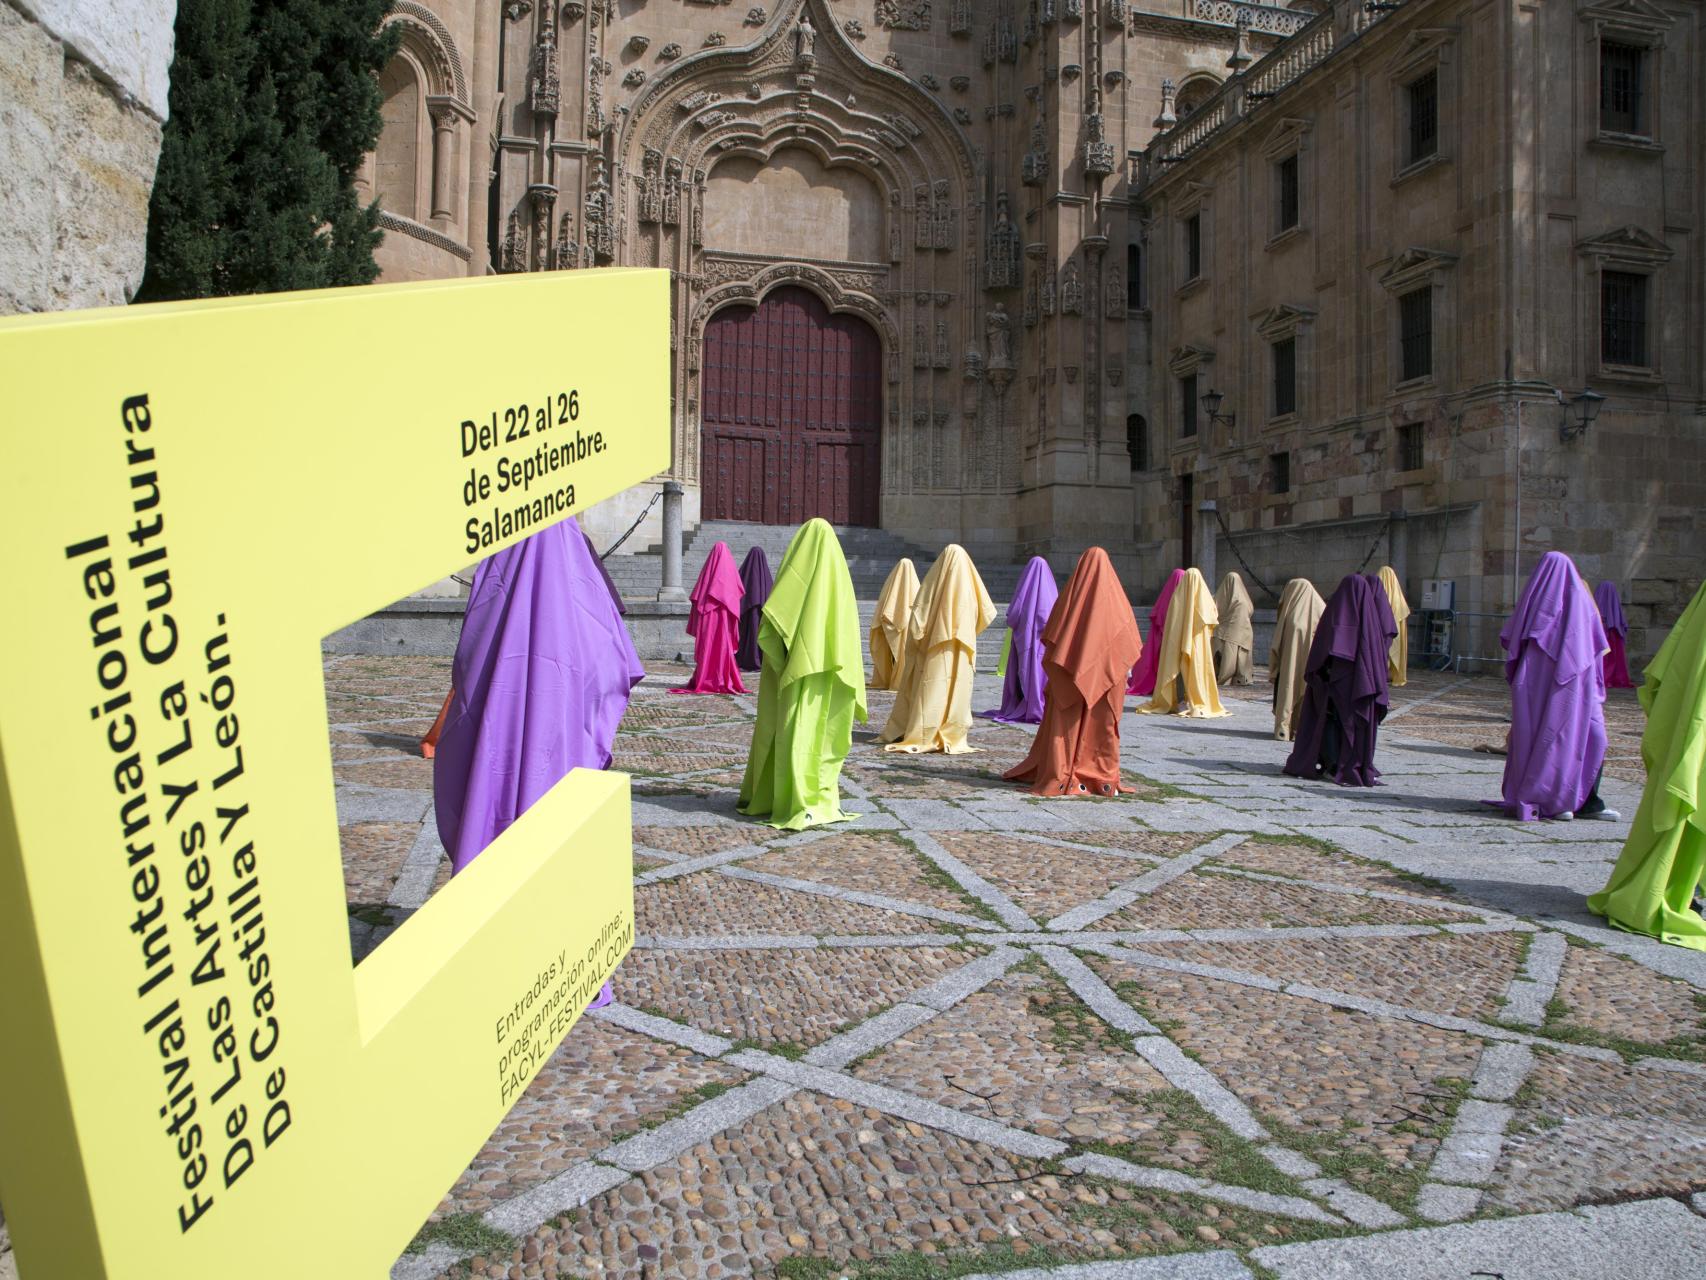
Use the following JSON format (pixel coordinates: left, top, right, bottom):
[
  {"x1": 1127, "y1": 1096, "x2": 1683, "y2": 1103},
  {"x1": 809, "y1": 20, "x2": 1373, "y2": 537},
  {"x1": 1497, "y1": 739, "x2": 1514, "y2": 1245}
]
[{"x1": 701, "y1": 286, "x2": 882, "y2": 526}]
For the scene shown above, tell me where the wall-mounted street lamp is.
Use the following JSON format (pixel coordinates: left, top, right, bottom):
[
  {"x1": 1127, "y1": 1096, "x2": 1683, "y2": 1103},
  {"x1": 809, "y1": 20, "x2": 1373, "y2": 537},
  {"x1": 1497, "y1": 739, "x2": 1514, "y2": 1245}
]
[
  {"x1": 1558, "y1": 388, "x2": 1607, "y2": 443},
  {"x1": 1200, "y1": 388, "x2": 1236, "y2": 430}
]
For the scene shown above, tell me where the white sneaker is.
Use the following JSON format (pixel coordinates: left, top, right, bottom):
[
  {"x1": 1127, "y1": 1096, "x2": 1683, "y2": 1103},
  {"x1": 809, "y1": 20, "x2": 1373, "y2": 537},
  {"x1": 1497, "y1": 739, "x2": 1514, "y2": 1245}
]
[
  {"x1": 1582, "y1": 809, "x2": 1621, "y2": 822},
  {"x1": 1549, "y1": 810, "x2": 1575, "y2": 822}
]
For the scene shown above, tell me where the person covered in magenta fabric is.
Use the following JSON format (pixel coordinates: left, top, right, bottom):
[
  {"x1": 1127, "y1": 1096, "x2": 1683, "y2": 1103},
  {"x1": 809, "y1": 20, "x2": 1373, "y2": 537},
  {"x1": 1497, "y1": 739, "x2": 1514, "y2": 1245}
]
[
  {"x1": 979, "y1": 555, "x2": 1059, "y2": 725},
  {"x1": 1493, "y1": 552, "x2": 1613, "y2": 822},
  {"x1": 738, "y1": 519, "x2": 867, "y2": 830},
  {"x1": 1588, "y1": 580, "x2": 1706, "y2": 949},
  {"x1": 1596, "y1": 580, "x2": 1635, "y2": 689},
  {"x1": 671, "y1": 540, "x2": 746, "y2": 695},
  {"x1": 1127, "y1": 568, "x2": 1184, "y2": 698},
  {"x1": 1006, "y1": 547, "x2": 1144, "y2": 797},
  {"x1": 1283, "y1": 574, "x2": 1397, "y2": 787},
  {"x1": 736, "y1": 546, "x2": 773, "y2": 672},
  {"x1": 422, "y1": 523, "x2": 623, "y2": 758}
]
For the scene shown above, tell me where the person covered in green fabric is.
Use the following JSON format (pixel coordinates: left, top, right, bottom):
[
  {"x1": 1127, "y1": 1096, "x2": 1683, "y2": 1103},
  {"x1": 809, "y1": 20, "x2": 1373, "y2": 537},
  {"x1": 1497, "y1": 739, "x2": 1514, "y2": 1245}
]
[
  {"x1": 1587, "y1": 581, "x2": 1706, "y2": 949},
  {"x1": 737, "y1": 518, "x2": 868, "y2": 830}
]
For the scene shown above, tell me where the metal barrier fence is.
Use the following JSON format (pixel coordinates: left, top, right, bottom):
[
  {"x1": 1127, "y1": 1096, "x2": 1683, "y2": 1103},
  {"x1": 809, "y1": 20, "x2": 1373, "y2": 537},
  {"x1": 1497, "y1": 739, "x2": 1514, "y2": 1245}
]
[
  {"x1": 1413, "y1": 609, "x2": 1509, "y2": 674},
  {"x1": 1449, "y1": 612, "x2": 1509, "y2": 674}
]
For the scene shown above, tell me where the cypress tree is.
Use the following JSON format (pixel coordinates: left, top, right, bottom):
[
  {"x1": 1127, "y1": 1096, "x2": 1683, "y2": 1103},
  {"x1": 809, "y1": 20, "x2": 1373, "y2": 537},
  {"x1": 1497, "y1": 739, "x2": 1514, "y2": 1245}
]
[{"x1": 139, "y1": 0, "x2": 400, "y2": 301}]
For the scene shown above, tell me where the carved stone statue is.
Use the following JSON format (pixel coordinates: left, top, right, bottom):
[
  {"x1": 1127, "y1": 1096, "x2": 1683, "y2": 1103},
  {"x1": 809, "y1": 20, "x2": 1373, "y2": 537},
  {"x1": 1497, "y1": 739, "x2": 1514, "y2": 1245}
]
[
  {"x1": 986, "y1": 304, "x2": 1013, "y2": 368},
  {"x1": 796, "y1": 10, "x2": 815, "y2": 60}
]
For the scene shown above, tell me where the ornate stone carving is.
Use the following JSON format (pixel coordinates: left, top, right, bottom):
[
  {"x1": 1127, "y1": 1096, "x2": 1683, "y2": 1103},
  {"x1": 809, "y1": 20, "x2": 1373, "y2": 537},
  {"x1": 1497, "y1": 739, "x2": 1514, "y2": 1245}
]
[
  {"x1": 1064, "y1": 0, "x2": 1083, "y2": 21},
  {"x1": 953, "y1": 107, "x2": 971, "y2": 125},
  {"x1": 949, "y1": 0, "x2": 973, "y2": 36},
  {"x1": 1108, "y1": 366, "x2": 1124, "y2": 386},
  {"x1": 913, "y1": 184, "x2": 932, "y2": 251},
  {"x1": 883, "y1": 53, "x2": 905, "y2": 70},
  {"x1": 623, "y1": 68, "x2": 646, "y2": 86},
  {"x1": 627, "y1": 34, "x2": 649, "y2": 53},
  {"x1": 501, "y1": 210, "x2": 524, "y2": 272},
  {"x1": 554, "y1": 211, "x2": 578, "y2": 269},
  {"x1": 745, "y1": 7, "x2": 766, "y2": 25},
  {"x1": 1022, "y1": 107, "x2": 1048, "y2": 186},
  {"x1": 886, "y1": 114, "x2": 923, "y2": 140},
  {"x1": 697, "y1": 109, "x2": 734, "y2": 131},
  {"x1": 1065, "y1": 364, "x2": 1079, "y2": 384},
  {"x1": 878, "y1": 128, "x2": 907, "y2": 151},
  {"x1": 561, "y1": 2, "x2": 583, "y2": 22},
  {"x1": 1022, "y1": 4, "x2": 1038, "y2": 45},
  {"x1": 586, "y1": 55, "x2": 607, "y2": 134},
  {"x1": 931, "y1": 180, "x2": 953, "y2": 250},
  {"x1": 920, "y1": 74, "x2": 941, "y2": 91},
  {"x1": 704, "y1": 32, "x2": 726, "y2": 47},
  {"x1": 680, "y1": 90, "x2": 722, "y2": 113},
  {"x1": 985, "y1": 303, "x2": 1013, "y2": 368},
  {"x1": 504, "y1": 1, "x2": 532, "y2": 20},
  {"x1": 795, "y1": 11, "x2": 815, "y2": 60},
  {"x1": 934, "y1": 321, "x2": 950, "y2": 369},
  {"x1": 914, "y1": 322, "x2": 930, "y2": 368},
  {"x1": 1083, "y1": 106, "x2": 1116, "y2": 177},
  {"x1": 1105, "y1": 267, "x2": 1126, "y2": 318},
  {"x1": 529, "y1": 184, "x2": 556, "y2": 271},
  {"x1": 638, "y1": 149, "x2": 662, "y2": 223},
  {"x1": 657, "y1": 42, "x2": 682, "y2": 59},
  {"x1": 663, "y1": 158, "x2": 683, "y2": 225},
  {"x1": 1023, "y1": 270, "x2": 1038, "y2": 328},
  {"x1": 1062, "y1": 64, "x2": 1081, "y2": 84},
  {"x1": 585, "y1": 162, "x2": 615, "y2": 261},
  {"x1": 964, "y1": 348, "x2": 983, "y2": 381},
  {"x1": 985, "y1": 192, "x2": 1020, "y2": 291},
  {"x1": 1041, "y1": 0, "x2": 1058, "y2": 26},
  {"x1": 1105, "y1": 0, "x2": 1127, "y2": 26},
  {"x1": 844, "y1": 18, "x2": 866, "y2": 40},
  {"x1": 691, "y1": 184, "x2": 704, "y2": 246},
  {"x1": 1041, "y1": 270, "x2": 1056, "y2": 316},
  {"x1": 1061, "y1": 258, "x2": 1083, "y2": 314},
  {"x1": 528, "y1": 8, "x2": 559, "y2": 116},
  {"x1": 949, "y1": 75, "x2": 970, "y2": 92},
  {"x1": 876, "y1": 1, "x2": 932, "y2": 31},
  {"x1": 986, "y1": 102, "x2": 1014, "y2": 119}
]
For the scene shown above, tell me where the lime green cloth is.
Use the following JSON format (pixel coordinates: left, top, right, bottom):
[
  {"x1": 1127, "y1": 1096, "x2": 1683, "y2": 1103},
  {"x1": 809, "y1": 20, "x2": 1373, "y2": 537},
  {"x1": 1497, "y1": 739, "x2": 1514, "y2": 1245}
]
[
  {"x1": 996, "y1": 629, "x2": 1012, "y2": 679},
  {"x1": 1587, "y1": 582, "x2": 1706, "y2": 949},
  {"x1": 738, "y1": 519, "x2": 867, "y2": 829}
]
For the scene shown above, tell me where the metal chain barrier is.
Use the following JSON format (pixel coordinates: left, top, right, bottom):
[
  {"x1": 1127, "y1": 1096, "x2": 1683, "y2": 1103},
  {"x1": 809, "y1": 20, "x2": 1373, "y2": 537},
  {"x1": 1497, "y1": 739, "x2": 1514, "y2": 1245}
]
[
  {"x1": 598, "y1": 486, "x2": 665, "y2": 560},
  {"x1": 1212, "y1": 506, "x2": 1391, "y2": 604}
]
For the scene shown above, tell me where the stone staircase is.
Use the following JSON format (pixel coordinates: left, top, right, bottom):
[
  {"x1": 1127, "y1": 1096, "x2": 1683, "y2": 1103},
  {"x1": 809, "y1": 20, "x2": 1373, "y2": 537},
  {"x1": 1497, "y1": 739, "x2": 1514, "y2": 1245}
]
[{"x1": 600, "y1": 519, "x2": 1031, "y2": 603}]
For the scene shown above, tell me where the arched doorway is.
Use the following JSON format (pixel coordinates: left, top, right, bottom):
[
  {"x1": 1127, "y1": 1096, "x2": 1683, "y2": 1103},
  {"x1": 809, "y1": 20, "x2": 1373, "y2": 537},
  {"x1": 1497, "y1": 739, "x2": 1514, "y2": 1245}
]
[{"x1": 700, "y1": 286, "x2": 883, "y2": 526}]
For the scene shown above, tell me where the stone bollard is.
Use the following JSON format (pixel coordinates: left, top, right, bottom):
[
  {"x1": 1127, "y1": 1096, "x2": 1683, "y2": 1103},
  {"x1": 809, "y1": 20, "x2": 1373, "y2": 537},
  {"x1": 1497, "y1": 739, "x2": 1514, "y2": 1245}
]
[
  {"x1": 658, "y1": 480, "x2": 686, "y2": 601},
  {"x1": 1197, "y1": 500, "x2": 1218, "y2": 586}
]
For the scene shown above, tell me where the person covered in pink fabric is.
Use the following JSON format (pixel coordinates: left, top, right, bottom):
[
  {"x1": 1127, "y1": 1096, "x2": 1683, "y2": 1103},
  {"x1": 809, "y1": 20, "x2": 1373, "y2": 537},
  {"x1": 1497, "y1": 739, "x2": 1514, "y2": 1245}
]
[
  {"x1": 1595, "y1": 580, "x2": 1635, "y2": 689},
  {"x1": 1127, "y1": 568, "x2": 1184, "y2": 697},
  {"x1": 671, "y1": 540, "x2": 747, "y2": 695}
]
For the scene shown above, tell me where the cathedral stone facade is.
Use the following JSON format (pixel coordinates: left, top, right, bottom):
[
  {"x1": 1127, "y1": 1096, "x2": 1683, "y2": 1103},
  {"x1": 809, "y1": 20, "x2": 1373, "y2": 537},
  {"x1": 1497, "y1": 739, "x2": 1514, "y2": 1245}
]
[{"x1": 363, "y1": 0, "x2": 1305, "y2": 575}]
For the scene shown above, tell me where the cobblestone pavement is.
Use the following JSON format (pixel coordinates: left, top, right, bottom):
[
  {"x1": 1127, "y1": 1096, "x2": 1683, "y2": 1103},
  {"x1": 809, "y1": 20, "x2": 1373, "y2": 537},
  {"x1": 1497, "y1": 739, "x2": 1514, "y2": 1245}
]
[{"x1": 319, "y1": 656, "x2": 1706, "y2": 1280}]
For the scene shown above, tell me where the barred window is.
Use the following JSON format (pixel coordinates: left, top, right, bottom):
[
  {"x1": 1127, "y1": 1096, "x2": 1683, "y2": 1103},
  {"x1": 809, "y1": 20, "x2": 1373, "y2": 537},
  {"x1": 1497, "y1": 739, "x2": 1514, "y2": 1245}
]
[
  {"x1": 1127, "y1": 413, "x2": 1148, "y2": 470},
  {"x1": 1272, "y1": 337, "x2": 1297, "y2": 417},
  {"x1": 1127, "y1": 242, "x2": 1143, "y2": 309},
  {"x1": 1407, "y1": 70, "x2": 1438, "y2": 165},
  {"x1": 1276, "y1": 153, "x2": 1300, "y2": 232},
  {"x1": 1399, "y1": 286, "x2": 1433, "y2": 382},
  {"x1": 1398, "y1": 422, "x2": 1424, "y2": 473},
  {"x1": 1270, "y1": 452, "x2": 1291, "y2": 495},
  {"x1": 1180, "y1": 373, "x2": 1198, "y2": 438},
  {"x1": 1600, "y1": 42, "x2": 1647, "y2": 135},
  {"x1": 1185, "y1": 213, "x2": 1202, "y2": 281},
  {"x1": 1601, "y1": 271, "x2": 1649, "y2": 366}
]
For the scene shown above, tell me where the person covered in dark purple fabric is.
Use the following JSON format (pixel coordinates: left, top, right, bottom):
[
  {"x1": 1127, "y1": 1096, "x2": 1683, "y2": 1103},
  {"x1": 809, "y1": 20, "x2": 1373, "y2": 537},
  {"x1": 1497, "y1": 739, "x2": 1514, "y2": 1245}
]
[
  {"x1": 736, "y1": 546, "x2": 774, "y2": 671},
  {"x1": 1495, "y1": 552, "x2": 1617, "y2": 822},
  {"x1": 979, "y1": 556, "x2": 1060, "y2": 725},
  {"x1": 1283, "y1": 574, "x2": 1397, "y2": 787},
  {"x1": 1595, "y1": 580, "x2": 1634, "y2": 689}
]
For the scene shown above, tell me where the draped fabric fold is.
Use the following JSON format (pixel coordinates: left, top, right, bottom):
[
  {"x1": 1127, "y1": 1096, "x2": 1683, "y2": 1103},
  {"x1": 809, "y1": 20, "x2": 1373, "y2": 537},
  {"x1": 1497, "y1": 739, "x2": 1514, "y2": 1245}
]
[
  {"x1": 1270, "y1": 578, "x2": 1326, "y2": 741},
  {"x1": 1127, "y1": 569, "x2": 1183, "y2": 697},
  {"x1": 736, "y1": 546, "x2": 774, "y2": 671},
  {"x1": 1493, "y1": 552, "x2": 1609, "y2": 821},
  {"x1": 1283, "y1": 574, "x2": 1397, "y2": 786},
  {"x1": 672, "y1": 541, "x2": 746, "y2": 694},
  {"x1": 433, "y1": 517, "x2": 645, "y2": 874},
  {"x1": 1588, "y1": 580, "x2": 1706, "y2": 949},
  {"x1": 1596, "y1": 580, "x2": 1635, "y2": 689},
  {"x1": 869, "y1": 558, "x2": 921, "y2": 691},
  {"x1": 738, "y1": 519, "x2": 867, "y2": 830},
  {"x1": 1136, "y1": 568, "x2": 1228, "y2": 718},
  {"x1": 1212, "y1": 571, "x2": 1255, "y2": 686},
  {"x1": 881, "y1": 545, "x2": 997, "y2": 753},
  {"x1": 1006, "y1": 548, "x2": 1144, "y2": 796},
  {"x1": 979, "y1": 556, "x2": 1059, "y2": 725},
  {"x1": 1378, "y1": 566, "x2": 1411, "y2": 687}
]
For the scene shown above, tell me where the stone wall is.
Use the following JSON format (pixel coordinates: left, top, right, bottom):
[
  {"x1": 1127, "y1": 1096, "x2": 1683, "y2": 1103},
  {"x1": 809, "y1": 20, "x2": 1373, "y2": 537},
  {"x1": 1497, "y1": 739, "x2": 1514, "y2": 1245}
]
[{"x1": 0, "y1": 0, "x2": 177, "y2": 316}]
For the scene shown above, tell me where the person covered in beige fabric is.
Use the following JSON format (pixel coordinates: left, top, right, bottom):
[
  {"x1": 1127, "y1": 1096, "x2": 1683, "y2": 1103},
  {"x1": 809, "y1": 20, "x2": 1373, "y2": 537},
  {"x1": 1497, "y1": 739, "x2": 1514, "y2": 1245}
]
[
  {"x1": 1270, "y1": 577, "x2": 1326, "y2": 740},
  {"x1": 1212, "y1": 570, "x2": 1255, "y2": 685},
  {"x1": 869, "y1": 557, "x2": 920, "y2": 690},
  {"x1": 1137, "y1": 567, "x2": 1229, "y2": 718},
  {"x1": 1378, "y1": 565, "x2": 1411, "y2": 686},
  {"x1": 880, "y1": 545, "x2": 996, "y2": 753}
]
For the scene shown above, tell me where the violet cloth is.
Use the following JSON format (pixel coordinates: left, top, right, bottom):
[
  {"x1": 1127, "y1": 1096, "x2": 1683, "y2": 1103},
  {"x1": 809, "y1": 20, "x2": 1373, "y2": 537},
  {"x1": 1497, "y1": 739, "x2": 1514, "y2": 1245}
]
[
  {"x1": 1127, "y1": 569, "x2": 1184, "y2": 697},
  {"x1": 433, "y1": 516, "x2": 645, "y2": 874},
  {"x1": 736, "y1": 547, "x2": 774, "y2": 671},
  {"x1": 1596, "y1": 580, "x2": 1635, "y2": 689},
  {"x1": 978, "y1": 556, "x2": 1059, "y2": 724},
  {"x1": 1495, "y1": 552, "x2": 1609, "y2": 820},
  {"x1": 1283, "y1": 574, "x2": 1397, "y2": 787}
]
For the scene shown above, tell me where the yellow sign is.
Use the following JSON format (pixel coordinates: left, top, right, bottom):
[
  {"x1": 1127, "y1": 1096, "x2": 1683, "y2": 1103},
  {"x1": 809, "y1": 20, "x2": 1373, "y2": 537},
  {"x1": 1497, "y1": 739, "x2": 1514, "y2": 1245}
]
[{"x1": 0, "y1": 270, "x2": 669, "y2": 1277}]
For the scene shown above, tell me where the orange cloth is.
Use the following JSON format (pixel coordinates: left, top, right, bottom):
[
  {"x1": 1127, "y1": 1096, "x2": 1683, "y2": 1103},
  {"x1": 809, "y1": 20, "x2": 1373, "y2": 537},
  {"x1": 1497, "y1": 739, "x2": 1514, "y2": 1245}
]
[
  {"x1": 880, "y1": 545, "x2": 996, "y2": 753},
  {"x1": 1137, "y1": 567, "x2": 1228, "y2": 717},
  {"x1": 1005, "y1": 547, "x2": 1144, "y2": 796},
  {"x1": 420, "y1": 687, "x2": 454, "y2": 758}
]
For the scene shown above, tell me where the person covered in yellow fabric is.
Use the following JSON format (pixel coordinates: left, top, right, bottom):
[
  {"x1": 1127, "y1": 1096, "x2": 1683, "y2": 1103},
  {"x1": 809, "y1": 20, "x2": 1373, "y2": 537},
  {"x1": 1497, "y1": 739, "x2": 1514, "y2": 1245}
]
[
  {"x1": 1212, "y1": 570, "x2": 1255, "y2": 685},
  {"x1": 881, "y1": 544, "x2": 996, "y2": 753},
  {"x1": 1136, "y1": 566, "x2": 1228, "y2": 718},
  {"x1": 1587, "y1": 580, "x2": 1706, "y2": 949},
  {"x1": 869, "y1": 557, "x2": 920, "y2": 690},
  {"x1": 1378, "y1": 565, "x2": 1411, "y2": 686},
  {"x1": 1270, "y1": 577, "x2": 1326, "y2": 741},
  {"x1": 737, "y1": 519, "x2": 867, "y2": 830}
]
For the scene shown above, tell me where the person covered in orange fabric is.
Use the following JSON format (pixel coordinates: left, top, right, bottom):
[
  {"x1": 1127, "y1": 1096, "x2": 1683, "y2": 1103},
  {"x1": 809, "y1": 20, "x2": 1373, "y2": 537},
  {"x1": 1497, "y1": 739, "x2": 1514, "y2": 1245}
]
[{"x1": 1005, "y1": 547, "x2": 1145, "y2": 797}]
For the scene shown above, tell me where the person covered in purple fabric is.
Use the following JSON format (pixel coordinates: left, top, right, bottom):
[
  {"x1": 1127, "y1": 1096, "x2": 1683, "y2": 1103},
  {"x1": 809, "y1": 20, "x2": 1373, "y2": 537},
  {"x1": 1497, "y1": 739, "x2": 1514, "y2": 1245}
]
[
  {"x1": 1283, "y1": 574, "x2": 1397, "y2": 787},
  {"x1": 1495, "y1": 552, "x2": 1618, "y2": 822},
  {"x1": 736, "y1": 546, "x2": 774, "y2": 672},
  {"x1": 1128, "y1": 568, "x2": 1184, "y2": 698},
  {"x1": 978, "y1": 556, "x2": 1060, "y2": 725},
  {"x1": 1595, "y1": 580, "x2": 1635, "y2": 689}
]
